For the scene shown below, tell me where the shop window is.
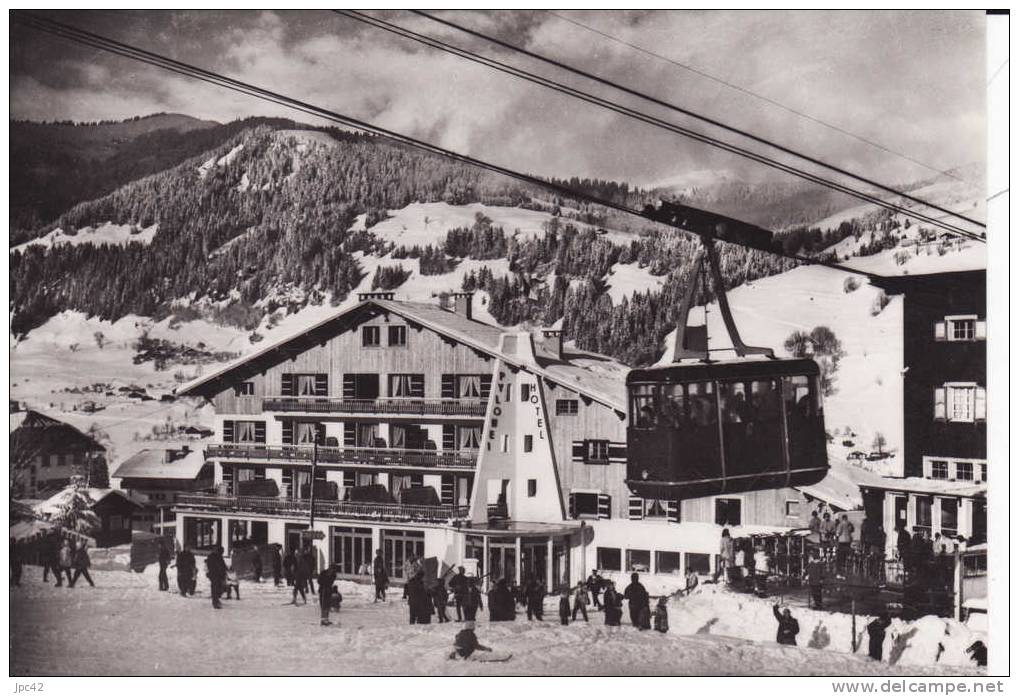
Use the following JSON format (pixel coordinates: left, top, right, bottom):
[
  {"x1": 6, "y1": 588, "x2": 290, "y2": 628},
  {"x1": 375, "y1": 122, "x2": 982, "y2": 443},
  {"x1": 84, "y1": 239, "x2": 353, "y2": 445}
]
[
  {"x1": 596, "y1": 547, "x2": 621, "y2": 571},
  {"x1": 655, "y1": 551, "x2": 681, "y2": 575},
  {"x1": 685, "y1": 553, "x2": 711, "y2": 575},
  {"x1": 626, "y1": 549, "x2": 651, "y2": 572}
]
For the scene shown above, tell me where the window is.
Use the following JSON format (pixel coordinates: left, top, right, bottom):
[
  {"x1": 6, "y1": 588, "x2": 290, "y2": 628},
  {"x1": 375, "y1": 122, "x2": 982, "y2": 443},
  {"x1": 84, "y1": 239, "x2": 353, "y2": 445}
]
[
  {"x1": 343, "y1": 373, "x2": 380, "y2": 400},
  {"x1": 930, "y1": 460, "x2": 949, "y2": 480},
  {"x1": 656, "y1": 551, "x2": 682, "y2": 575},
  {"x1": 644, "y1": 499, "x2": 669, "y2": 520},
  {"x1": 685, "y1": 553, "x2": 711, "y2": 575},
  {"x1": 940, "y1": 498, "x2": 958, "y2": 538},
  {"x1": 584, "y1": 440, "x2": 610, "y2": 464},
  {"x1": 388, "y1": 374, "x2": 424, "y2": 398},
  {"x1": 442, "y1": 374, "x2": 492, "y2": 400},
  {"x1": 527, "y1": 479, "x2": 537, "y2": 497},
  {"x1": 234, "y1": 381, "x2": 255, "y2": 397},
  {"x1": 523, "y1": 435, "x2": 533, "y2": 453},
  {"x1": 951, "y1": 318, "x2": 975, "y2": 341},
  {"x1": 714, "y1": 498, "x2": 742, "y2": 526},
  {"x1": 626, "y1": 549, "x2": 651, "y2": 572},
  {"x1": 224, "y1": 420, "x2": 266, "y2": 444},
  {"x1": 935, "y1": 384, "x2": 985, "y2": 423},
  {"x1": 915, "y1": 496, "x2": 933, "y2": 535},
  {"x1": 501, "y1": 434, "x2": 509, "y2": 453},
  {"x1": 963, "y1": 553, "x2": 987, "y2": 577},
  {"x1": 936, "y1": 315, "x2": 985, "y2": 342},
  {"x1": 955, "y1": 461, "x2": 974, "y2": 481},
  {"x1": 785, "y1": 500, "x2": 800, "y2": 518},
  {"x1": 388, "y1": 325, "x2": 407, "y2": 346},
  {"x1": 281, "y1": 373, "x2": 327, "y2": 397},
  {"x1": 555, "y1": 399, "x2": 578, "y2": 416},
  {"x1": 569, "y1": 492, "x2": 611, "y2": 519},
  {"x1": 596, "y1": 547, "x2": 621, "y2": 571},
  {"x1": 459, "y1": 375, "x2": 483, "y2": 399},
  {"x1": 520, "y1": 384, "x2": 533, "y2": 402},
  {"x1": 631, "y1": 383, "x2": 657, "y2": 428},
  {"x1": 362, "y1": 325, "x2": 381, "y2": 347}
]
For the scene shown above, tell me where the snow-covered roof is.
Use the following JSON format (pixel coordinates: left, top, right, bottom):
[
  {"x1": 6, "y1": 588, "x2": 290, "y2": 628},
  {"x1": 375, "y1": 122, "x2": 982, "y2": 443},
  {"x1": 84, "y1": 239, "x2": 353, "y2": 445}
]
[
  {"x1": 858, "y1": 476, "x2": 986, "y2": 498},
  {"x1": 177, "y1": 297, "x2": 628, "y2": 412},
  {"x1": 112, "y1": 447, "x2": 207, "y2": 480},
  {"x1": 33, "y1": 487, "x2": 142, "y2": 517}
]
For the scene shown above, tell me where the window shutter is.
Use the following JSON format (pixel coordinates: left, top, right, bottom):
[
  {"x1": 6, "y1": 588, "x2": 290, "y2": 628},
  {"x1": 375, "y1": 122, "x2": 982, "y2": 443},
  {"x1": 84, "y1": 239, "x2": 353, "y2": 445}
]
[
  {"x1": 975, "y1": 387, "x2": 986, "y2": 421},
  {"x1": 440, "y1": 475, "x2": 454, "y2": 505},
  {"x1": 442, "y1": 424, "x2": 456, "y2": 450},
  {"x1": 976, "y1": 320, "x2": 986, "y2": 340},
  {"x1": 441, "y1": 374, "x2": 456, "y2": 399},
  {"x1": 342, "y1": 471, "x2": 355, "y2": 488},
  {"x1": 282, "y1": 420, "x2": 294, "y2": 446},
  {"x1": 480, "y1": 375, "x2": 493, "y2": 399},
  {"x1": 934, "y1": 387, "x2": 946, "y2": 421},
  {"x1": 254, "y1": 421, "x2": 266, "y2": 443},
  {"x1": 315, "y1": 374, "x2": 328, "y2": 397},
  {"x1": 222, "y1": 420, "x2": 234, "y2": 443},
  {"x1": 597, "y1": 494, "x2": 612, "y2": 520},
  {"x1": 568, "y1": 493, "x2": 577, "y2": 519},
  {"x1": 667, "y1": 499, "x2": 680, "y2": 523},
  {"x1": 410, "y1": 374, "x2": 425, "y2": 398},
  {"x1": 281, "y1": 373, "x2": 294, "y2": 397},
  {"x1": 342, "y1": 375, "x2": 356, "y2": 400},
  {"x1": 282, "y1": 469, "x2": 293, "y2": 497},
  {"x1": 343, "y1": 423, "x2": 356, "y2": 447},
  {"x1": 934, "y1": 321, "x2": 946, "y2": 341},
  {"x1": 628, "y1": 496, "x2": 645, "y2": 520}
]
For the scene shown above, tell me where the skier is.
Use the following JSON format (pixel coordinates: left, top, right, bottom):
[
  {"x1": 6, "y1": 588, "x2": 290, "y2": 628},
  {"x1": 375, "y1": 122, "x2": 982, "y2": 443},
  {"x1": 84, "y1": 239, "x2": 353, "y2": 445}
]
[
  {"x1": 205, "y1": 545, "x2": 227, "y2": 609},
  {"x1": 69, "y1": 540, "x2": 94, "y2": 588},
  {"x1": 270, "y1": 544, "x2": 283, "y2": 587},
  {"x1": 158, "y1": 541, "x2": 172, "y2": 591},
  {"x1": 431, "y1": 579, "x2": 450, "y2": 623},
  {"x1": 283, "y1": 547, "x2": 296, "y2": 587},
  {"x1": 461, "y1": 577, "x2": 483, "y2": 622},
  {"x1": 558, "y1": 588, "x2": 571, "y2": 625},
  {"x1": 571, "y1": 581, "x2": 590, "y2": 622},
  {"x1": 318, "y1": 564, "x2": 338, "y2": 626},
  {"x1": 623, "y1": 573, "x2": 650, "y2": 629},
  {"x1": 586, "y1": 569, "x2": 603, "y2": 609},
  {"x1": 602, "y1": 581, "x2": 623, "y2": 628},
  {"x1": 866, "y1": 612, "x2": 892, "y2": 661},
  {"x1": 772, "y1": 604, "x2": 800, "y2": 646},
  {"x1": 653, "y1": 596, "x2": 669, "y2": 633},
  {"x1": 448, "y1": 621, "x2": 493, "y2": 660},
  {"x1": 372, "y1": 549, "x2": 388, "y2": 603},
  {"x1": 449, "y1": 566, "x2": 468, "y2": 620}
]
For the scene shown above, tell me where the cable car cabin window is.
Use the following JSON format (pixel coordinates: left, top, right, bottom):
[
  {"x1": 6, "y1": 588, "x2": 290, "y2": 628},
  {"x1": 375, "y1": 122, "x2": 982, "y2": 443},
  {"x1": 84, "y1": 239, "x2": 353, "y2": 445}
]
[
  {"x1": 631, "y1": 384, "x2": 657, "y2": 428},
  {"x1": 783, "y1": 374, "x2": 821, "y2": 473},
  {"x1": 719, "y1": 378, "x2": 783, "y2": 479},
  {"x1": 660, "y1": 384, "x2": 686, "y2": 429}
]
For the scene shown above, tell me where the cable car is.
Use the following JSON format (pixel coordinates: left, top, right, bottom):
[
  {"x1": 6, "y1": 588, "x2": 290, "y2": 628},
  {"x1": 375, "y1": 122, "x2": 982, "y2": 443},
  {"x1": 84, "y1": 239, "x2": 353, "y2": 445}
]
[{"x1": 625, "y1": 201, "x2": 830, "y2": 500}]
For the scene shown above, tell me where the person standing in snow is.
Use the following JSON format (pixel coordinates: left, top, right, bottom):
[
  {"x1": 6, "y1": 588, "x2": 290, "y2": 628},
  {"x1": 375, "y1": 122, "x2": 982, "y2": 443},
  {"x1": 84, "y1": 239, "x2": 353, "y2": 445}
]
[
  {"x1": 10, "y1": 540, "x2": 22, "y2": 587},
  {"x1": 175, "y1": 545, "x2": 195, "y2": 596},
  {"x1": 820, "y1": 513, "x2": 837, "y2": 561},
  {"x1": 525, "y1": 580, "x2": 545, "y2": 621},
  {"x1": 292, "y1": 548, "x2": 311, "y2": 605},
  {"x1": 449, "y1": 566, "x2": 468, "y2": 620},
  {"x1": 158, "y1": 541, "x2": 172, "y2": 591},
  {"x1": 318, "y1": 564, "x2": 338, "y2": 626},
  {"x1": 69, "y1": 540, "x2": 94, "y2": 588},
  {"x1": 586, "y1": 570, "x2": 603, "y2": 610},
  {"x1": 283, "y1": 547, "x2": 296, "y2": 587},
  {"x1": 602, "y1": 581, "x2": 623, "y2": 628},
  {"x1": 59, "y1": 539, "x2": 74, "y2": 586},
  {"x1": 205, "y1": 545, "x2": 227, "y2": 609},
  {"x1": 714, "y1": 529, "x2": 735, "y2": 583},
  {"x1": 866, "y1": 612, "x2": 892, "y2": 660},
  {"x1": 684, "y1": 566, "x2": 699, "y2": 596},
  {"x1": 571, "y1": 581, "x2": 590, "y2": 622},
  {"x1": 271, "y1": 545, "x2": 283, "y2": 587},
  {"x1": 462, "y1": 577, "x2": 483, "y2": 623},
  {"x1": 623, "y1": 573, "x2": 650, "y2": 629},
  {"x1": 372, "y1": 549, "x2": 388, "y2": 603},
  {"x1": 406, "y1": 571, "x2": 432, "y2": 624},
  {"x1": 302, "y1": 547, "x2": 317, "y2": 596},
  {"x1": 558, "y1": 588, "x2": 571, "y2": 625},
  {"x1": 807, "y1": 510, "x2": 822, "y2": 545},
  {"x1": 653, "y1": 596, "x2": 669, "y2": 633},
  {"x1": 835, "y1": 514, "x2": 855, "y2": 573},
  {"x1": 250, "y1": 546, "x2": 263, "y2": 583},
  {"x1": 806, "y1": 552, "x2": 826, "y2": 610},
  {"x1": 431, "y1": 580, "x2": 450, "y2": 623},
  {"x1": 43, "y1": 533, "x2": 63, "y2": 586},
  {"x1": 772, "y1": 604, "x2": 800, "y2": 646}
]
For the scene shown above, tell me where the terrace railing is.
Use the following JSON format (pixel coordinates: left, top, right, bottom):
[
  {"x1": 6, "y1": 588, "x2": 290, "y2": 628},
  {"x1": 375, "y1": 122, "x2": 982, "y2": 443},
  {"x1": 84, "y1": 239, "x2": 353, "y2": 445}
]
[
  {"x1": 175, "y1": 493, "x2": 469, "y2": 524},
  {"x1": 206, "y1": 443, "x2": 478, "y2": 470},
  {"x1": 262, "y1": 397, "x2": 487, "y2": 418}
]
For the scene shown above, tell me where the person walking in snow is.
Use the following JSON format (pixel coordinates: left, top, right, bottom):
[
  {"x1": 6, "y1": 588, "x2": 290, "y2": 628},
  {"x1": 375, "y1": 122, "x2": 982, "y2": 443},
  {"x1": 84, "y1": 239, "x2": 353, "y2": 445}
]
[
  {"x1": 571, "y1": 581, "x2": 590, "y2": 622},
  {"x1": 271, "y1": 545, "x2": 283, "y2": 586},
  {"x1": 867, "y1": 612, "x2": 892, "y2": 661},
  {"x1": 653, "y1": 596, "x2": 669, "y2": 633},
  {"x1": 431, "y1": 579, "x2": 450, "y2": 623},
  {"x1": 69, "y1": 540, "x2": 94, "y2": 588},
  {"x1": 525, "y1": 579, "x2": 545, "y2": 621},
  {"x1": 58, "y1": 539, "x2": 74, "y2": 586},
  {"x1": 292, "y1": 548, "x2": 312, "y2": 605},
  {"x1": 250, "y1": 546, "x2": 263, "y2": 583},
  {"x1": 772, "y1": 604, "x2": 800, "y2": 646},
  {"x1": 158, "y1": 541, "x2": 172, "y2": 591},
  {"x1": 406, "y1": 571, "x2": 432, "y2": 624},
  {"x1": 43, "y1": 533, "x2": 63, "y2": 586},
  {"x1": 372, "y1": 549, "x2": 388, "y2": 603},
  {"x1": 558, "y1": 588, "x2": 571, "y2": 625},
  {"x1": 318, "y1": 564, "x2": 338, "y2": 626},
  {"x1": 623, "y1": 573, "x2": 650, "y2": 629},
  {"x1": 586, "y1": 570, "x2": 603, "y2": 609},
  {"x1": 205, "y1": 545, "x2": 227, "y2": 609},
  {"x1": 283, "y1": 547, "x2": 296, "y2": 587}
]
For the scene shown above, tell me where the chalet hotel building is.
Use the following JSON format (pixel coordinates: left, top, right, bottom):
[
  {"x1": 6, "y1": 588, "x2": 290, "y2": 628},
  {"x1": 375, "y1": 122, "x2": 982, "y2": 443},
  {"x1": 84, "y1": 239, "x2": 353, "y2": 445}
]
[{"x1": 175, "y1": 292, "x2": 836, "y2": 591}]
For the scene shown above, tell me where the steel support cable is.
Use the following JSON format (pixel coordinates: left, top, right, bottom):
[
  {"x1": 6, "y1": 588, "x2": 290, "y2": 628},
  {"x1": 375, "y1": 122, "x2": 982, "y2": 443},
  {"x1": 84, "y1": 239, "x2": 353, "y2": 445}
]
[
  {"x1": 409, "y1": 9, "x2": 986, "y2": 232},
  {"x1": 15, "y1": 12, "x2": 894, "y2": 281}
]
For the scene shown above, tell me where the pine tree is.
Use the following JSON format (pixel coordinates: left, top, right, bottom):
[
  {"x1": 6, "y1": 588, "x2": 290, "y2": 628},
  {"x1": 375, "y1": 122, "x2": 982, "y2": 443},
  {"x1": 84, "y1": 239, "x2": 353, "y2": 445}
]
[{"x1": 53, "y1": 476, "x2": 101, "y2": 537}]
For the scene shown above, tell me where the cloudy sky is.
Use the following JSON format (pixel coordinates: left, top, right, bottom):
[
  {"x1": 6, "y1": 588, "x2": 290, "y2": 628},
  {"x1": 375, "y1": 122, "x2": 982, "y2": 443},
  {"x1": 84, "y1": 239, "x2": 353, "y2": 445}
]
[{"x1": 11, "y1": 10, "x2": 987, "y2": 189}]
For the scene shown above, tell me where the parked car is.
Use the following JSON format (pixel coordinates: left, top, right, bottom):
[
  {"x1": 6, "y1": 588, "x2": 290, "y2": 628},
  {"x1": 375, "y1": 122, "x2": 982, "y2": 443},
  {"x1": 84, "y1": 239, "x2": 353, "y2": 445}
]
[
  {"x1": 842, "y1": 439, "x2": 855, "y2": 447},
  {"x1": 848, "y1": 451, "x2": 867, "y2": 460},
  {"x1": 867, "y1": 451, "x2": 892, "y2": 461}
]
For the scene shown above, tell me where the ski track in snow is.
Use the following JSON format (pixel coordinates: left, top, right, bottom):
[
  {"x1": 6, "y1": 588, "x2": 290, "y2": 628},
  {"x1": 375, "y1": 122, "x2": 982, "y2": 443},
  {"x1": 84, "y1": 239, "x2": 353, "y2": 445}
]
[{"x1": 10, "y1": 567, "x2": 980, "y2": 676}]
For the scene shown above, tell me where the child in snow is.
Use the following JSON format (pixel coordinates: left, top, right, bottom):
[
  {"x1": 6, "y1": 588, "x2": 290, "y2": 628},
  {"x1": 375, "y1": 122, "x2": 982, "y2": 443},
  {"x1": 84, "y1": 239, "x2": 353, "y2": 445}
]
[
  {"x1": 558, "y1": 589, "x2": 571, "y2": 625},
  {"x1": 448, "y1": 621, "x2": 493, "y2": 660},
  {"x1": 223, "y1": 568, "x2": 240, "y2": 600},
  {"x1": 653, "y1": 597, "x2": 669, "y2": 633}
]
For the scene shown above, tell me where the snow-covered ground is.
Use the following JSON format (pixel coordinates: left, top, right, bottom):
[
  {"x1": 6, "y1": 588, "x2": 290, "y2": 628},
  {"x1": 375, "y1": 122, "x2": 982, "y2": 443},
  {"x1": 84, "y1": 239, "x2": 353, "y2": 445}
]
[
  {"x1": 9, "y1": 566, "x2": 981, "y2": 676},
  {"x1": 11, "y1": 222, "x2": 159, "y2": 253}
]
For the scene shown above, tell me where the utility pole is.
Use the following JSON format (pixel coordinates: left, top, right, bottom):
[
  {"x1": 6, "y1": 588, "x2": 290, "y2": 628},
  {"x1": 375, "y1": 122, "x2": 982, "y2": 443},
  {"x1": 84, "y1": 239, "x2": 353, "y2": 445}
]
[{"x1": 310, "y1": 431, "x2": 319, "y2": 529}]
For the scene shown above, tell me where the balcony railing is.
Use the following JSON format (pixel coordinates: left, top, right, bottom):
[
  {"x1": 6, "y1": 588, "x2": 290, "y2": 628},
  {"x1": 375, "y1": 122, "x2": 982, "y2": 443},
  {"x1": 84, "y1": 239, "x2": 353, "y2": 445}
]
[
  {"x1": 206, "y1": 442, "x2": 478, "y2": 470},
  {"x1": 262, "y1": 396, "x2": 487, "y2": 418},
  {"x1": 175, "y1": 493, "x2": 468, "y2": 524}
]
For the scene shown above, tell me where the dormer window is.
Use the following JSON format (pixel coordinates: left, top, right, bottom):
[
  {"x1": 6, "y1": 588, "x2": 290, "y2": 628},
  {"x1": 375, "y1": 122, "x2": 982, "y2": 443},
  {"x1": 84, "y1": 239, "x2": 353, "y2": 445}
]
[{"x1": 934, "y1": 315, "x2": 985, "y2": 342}]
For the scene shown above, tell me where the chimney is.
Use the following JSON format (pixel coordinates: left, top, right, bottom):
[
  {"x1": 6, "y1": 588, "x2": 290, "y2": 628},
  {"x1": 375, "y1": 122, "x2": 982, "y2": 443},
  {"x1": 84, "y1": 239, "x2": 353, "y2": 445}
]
[
  {"x1": 542, "y1": 329, "x2": 563, "y2": 360},
  {"x1": 451, "y1": 292, "x2": 473, "y2": 320},
  {"x1": 357, "y1": 291, "x2": 395, "y2": 302}
]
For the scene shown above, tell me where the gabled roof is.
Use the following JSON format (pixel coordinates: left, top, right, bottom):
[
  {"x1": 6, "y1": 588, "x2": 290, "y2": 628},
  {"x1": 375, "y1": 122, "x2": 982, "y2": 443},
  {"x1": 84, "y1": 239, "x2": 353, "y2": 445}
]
[
  {"x1": 34, "y1": 487, "x2": 143, "y2": 517},
  {"x1": 112, "y1": 447, "x2": 207, "y2": 481},
  {"x1": 177, "y1": 298, "x2": 628, "y2": 412},
  {"x1": 10, "y1": 410, "x2": 105, "y2": 455},
  {"x1": 858, "y1": 476, "x2": 986, "y2": 498}
]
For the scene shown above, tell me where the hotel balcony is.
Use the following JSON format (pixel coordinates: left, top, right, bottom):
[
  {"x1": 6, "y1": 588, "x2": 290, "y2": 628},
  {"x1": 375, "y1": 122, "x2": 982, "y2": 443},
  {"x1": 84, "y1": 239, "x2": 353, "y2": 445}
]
[
  {"x1": 261, "y1": 397, "x2": 487, "y2": 419},
  {"x1": 174, "y1": 493, "x2": 468, "y2": 525},
  {"x1": 205, "y1": 442, "x2": 478, "y2": 472}
]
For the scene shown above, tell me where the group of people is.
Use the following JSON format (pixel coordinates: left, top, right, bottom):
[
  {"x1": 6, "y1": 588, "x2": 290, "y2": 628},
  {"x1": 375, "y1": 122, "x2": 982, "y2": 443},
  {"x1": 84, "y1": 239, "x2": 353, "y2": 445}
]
[{"x1": 20, "y1": 534, "x2": 96, "y2": 589}]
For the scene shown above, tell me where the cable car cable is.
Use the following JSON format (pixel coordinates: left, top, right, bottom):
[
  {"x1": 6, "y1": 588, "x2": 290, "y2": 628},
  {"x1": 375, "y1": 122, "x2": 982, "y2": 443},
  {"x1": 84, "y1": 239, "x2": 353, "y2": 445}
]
[
  {"x1": 11, "y1": 13, "x2": 950, "y2": 282},
  {"x1": 544, "y1": 10, "x2": 968, "y2": 185},
  {"x1": 408, "y1": 10, "x2": 986, "y2": 231},
  {"x1": 337, "y1": 10, "x2": 983, "y2": 242}
]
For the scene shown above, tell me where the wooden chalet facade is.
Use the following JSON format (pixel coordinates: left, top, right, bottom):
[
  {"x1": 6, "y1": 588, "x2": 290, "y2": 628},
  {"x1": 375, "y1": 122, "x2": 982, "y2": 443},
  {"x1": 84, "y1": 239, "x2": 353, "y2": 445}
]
[{"x1": 10, "y1": 410, "x2": 106, "y2": 498}]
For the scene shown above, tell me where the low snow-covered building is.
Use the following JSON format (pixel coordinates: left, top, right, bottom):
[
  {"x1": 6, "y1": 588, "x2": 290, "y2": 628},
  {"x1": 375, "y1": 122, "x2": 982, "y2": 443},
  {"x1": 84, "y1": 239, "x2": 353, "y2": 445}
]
[
  {"x1": 34, "y1": 487, "x2": 142, "y2": 548},
  {"x1": 173, "y1": 293, "x2": 846, "y2": 590},
  {"x1": 112, "y1": 446, "x2": 214, "y2": 535}
]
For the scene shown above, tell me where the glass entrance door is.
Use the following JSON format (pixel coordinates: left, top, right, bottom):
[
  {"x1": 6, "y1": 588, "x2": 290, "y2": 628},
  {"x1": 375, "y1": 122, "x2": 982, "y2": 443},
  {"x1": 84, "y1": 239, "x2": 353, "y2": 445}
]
[{"x1": 330, "y1": 526, "x2": 372, "y2": 576}]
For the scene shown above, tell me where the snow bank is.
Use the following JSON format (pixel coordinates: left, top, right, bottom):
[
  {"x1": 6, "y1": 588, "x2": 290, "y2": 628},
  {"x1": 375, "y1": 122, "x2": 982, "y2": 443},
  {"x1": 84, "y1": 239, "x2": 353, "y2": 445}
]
[
  {"x1": 12, "y1": 223, "x2": 159, "y2": 253},
  {"x1": 670, "y1": 584, "x2": 980, "y2": 668}
]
